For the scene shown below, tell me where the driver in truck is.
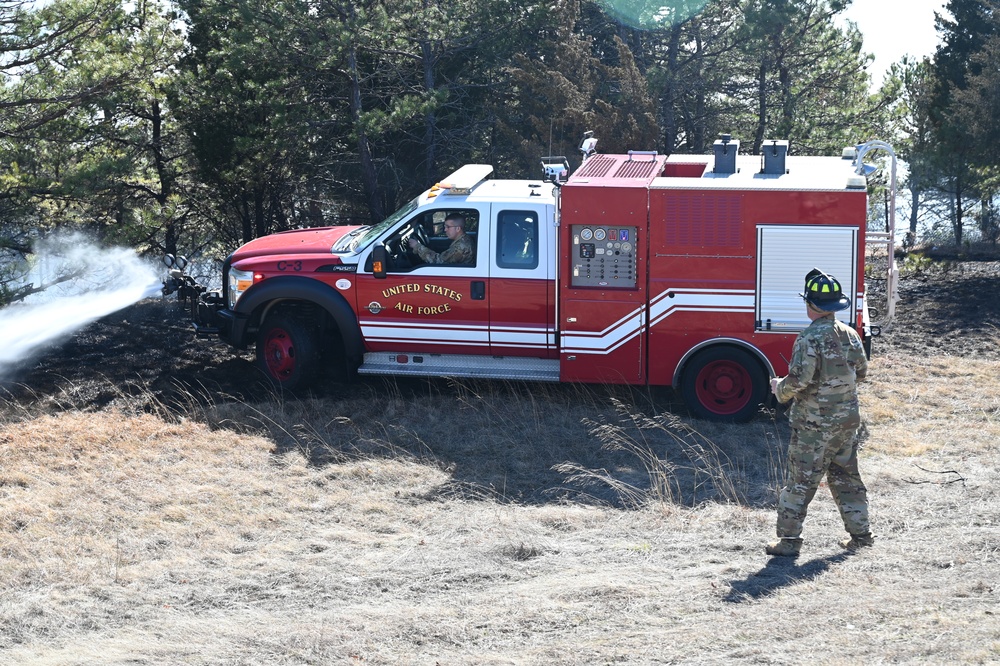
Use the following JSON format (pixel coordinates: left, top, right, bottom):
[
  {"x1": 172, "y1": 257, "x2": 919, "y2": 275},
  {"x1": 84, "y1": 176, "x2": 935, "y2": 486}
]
[{"x1": 408, "y1": 213, "x2": 474, "y2": 264}]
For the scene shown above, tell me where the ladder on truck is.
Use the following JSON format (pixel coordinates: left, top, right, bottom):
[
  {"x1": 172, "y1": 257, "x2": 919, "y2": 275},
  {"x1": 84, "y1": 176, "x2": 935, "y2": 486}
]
[{"x1": 852, "y1": 140, "x2": 900, "y2": 331}]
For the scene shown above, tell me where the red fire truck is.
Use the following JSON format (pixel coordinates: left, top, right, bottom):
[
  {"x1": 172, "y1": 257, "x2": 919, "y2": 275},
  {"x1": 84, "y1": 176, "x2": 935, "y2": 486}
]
[{"x1": 164, "y1": 135, "x2": 898, "y2": 422}]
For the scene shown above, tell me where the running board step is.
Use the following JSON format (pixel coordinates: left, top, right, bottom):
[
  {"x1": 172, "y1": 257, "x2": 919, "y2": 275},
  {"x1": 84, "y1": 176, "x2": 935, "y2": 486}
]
[{"x1": 358, "y1": 352, "x2": 560, "y2": 382}]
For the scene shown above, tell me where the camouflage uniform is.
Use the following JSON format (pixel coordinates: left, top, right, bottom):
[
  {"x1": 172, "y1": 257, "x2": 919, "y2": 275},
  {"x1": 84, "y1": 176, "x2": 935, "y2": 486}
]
[
  {"x1": 413, "y1": 233, "x2": 474, "y2": 264},
  {"x1": 774, "y1": 315, "x2": 869, "y2": 541}
]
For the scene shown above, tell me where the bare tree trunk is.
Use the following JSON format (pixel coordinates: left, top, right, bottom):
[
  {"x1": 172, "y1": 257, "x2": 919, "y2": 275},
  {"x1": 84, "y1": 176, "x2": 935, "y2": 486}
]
[
  {"x1": 979, "y1": 196, "x2": 998, "y2": 244},
  {"x1": 660, "y1": 23, "x2": 682, "y2": 152},
  {"x1": 347, "y1": 45, "x2": 384, "y2": 223},
  {"x1": 754, "y1": 58, "x2": 767, "y2": 153},
  {"x1": 421, "y1": 37, "x2": 437, "y2": 186},
  {"x1": 150, "y1": 99, "x2": 177, "y2": 256},
  {"x1": 240, "y1": 196, "x2": 252, "y2": 245},
  {"x1": 908, "y1": 186, "x2": 921, "y2": 249},
  {"x1": 254, "y1": 187, "x2": 266, "y2": 240},
  {"x1": 691, "y1": 29, "x2": 707, "y2": 154},
  {"x1": 777, "y1": 58, "x2": 793, "y2": 143},
  {"x1": 953, "y1": 173, "x2": 964, "y2": 246}
]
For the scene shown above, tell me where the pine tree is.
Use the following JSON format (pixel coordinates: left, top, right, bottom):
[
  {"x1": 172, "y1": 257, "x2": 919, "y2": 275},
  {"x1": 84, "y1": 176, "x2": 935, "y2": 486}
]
[{"x1": 929, "y1": 0, "x2": 1000, "y2": 244}]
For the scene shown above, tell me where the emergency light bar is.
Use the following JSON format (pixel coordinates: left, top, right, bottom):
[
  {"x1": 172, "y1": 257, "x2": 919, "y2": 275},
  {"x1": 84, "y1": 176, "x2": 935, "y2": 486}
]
[{"x1": 437, "y1": 164, "x2": 494, "y2": 195}]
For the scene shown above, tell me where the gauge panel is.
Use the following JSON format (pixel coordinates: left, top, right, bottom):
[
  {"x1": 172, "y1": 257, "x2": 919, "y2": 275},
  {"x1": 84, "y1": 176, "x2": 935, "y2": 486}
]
[{"x1": 571, "y1": 225, "x2": 638, "y2": 288}]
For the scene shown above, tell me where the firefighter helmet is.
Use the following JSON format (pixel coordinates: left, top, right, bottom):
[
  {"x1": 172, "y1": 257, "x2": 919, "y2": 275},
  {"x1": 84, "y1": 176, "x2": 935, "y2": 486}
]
[{"x1": 800, "y1": 268, "x2": 850, "y2": 312}]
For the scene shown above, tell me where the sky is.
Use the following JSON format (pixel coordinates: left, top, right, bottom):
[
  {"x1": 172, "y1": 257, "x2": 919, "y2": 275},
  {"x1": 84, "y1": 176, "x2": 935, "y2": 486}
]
[{"x1": 840, "y1": 0, "x2": 949, "y2": 84}]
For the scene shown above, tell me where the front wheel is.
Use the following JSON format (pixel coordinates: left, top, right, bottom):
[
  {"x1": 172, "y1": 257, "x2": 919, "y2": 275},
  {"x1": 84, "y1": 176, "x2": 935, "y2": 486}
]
[
  {"x1": 680, "y1": 347, "x2": 767, "y2": 422},
  {"x1": 255, "y1": 313, "x2": 319, "y2": 391}
]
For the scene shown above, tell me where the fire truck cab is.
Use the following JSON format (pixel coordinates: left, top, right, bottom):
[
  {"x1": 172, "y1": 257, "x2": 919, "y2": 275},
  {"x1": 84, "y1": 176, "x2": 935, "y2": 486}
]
[{"x1": 357, "y1": 164, "x2": 560, "y2": 380}]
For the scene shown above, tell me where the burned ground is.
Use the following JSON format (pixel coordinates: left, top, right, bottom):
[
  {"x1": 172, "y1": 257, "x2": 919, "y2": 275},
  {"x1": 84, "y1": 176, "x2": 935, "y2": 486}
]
[
  {"x1": 1, "y1": 299, "x2": 253, "y2": 411},
  {"x1": 877, "y1": 259, "x2": 1000, "y2": 360},
  {"x1": 3, "y1": 259, "x2": 999, "y2": 414}
]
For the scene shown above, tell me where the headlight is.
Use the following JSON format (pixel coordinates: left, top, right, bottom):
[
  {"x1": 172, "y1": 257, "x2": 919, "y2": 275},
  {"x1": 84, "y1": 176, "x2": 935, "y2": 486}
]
[{"x1": 228, "y1": 267, "x2": 255, "y2": 308}]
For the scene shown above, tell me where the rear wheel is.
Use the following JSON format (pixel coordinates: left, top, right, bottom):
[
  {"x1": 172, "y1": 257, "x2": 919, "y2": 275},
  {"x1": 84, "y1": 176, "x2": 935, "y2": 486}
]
[
  {"x1": 680, "y1": 347, "x2": 767, "y2": 422},
  {"x1": 255, "y1": 313, "x2": 319, "y2": 391}
]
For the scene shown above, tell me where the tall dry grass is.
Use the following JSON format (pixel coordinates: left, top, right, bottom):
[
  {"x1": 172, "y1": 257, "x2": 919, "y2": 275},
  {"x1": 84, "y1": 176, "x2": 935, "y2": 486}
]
[{"x1": 1, "y1": 348, "x2": 999, "y2": 664}]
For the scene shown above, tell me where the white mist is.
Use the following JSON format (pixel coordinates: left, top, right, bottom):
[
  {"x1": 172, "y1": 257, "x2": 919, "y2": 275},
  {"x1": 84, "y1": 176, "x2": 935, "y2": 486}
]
[{"x1": 0, "y1": 234, "x2": 162, "y2": 373}]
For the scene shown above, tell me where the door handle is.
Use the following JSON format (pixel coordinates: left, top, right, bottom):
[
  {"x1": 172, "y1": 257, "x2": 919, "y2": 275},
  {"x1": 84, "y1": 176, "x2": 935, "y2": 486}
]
[{"x1": 471, "y1": 281, "x2": 485, "y2": 300}]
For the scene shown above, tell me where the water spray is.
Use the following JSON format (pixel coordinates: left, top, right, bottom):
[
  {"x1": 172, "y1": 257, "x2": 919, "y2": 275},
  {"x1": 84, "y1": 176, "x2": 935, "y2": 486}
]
[{"x1": 0, "y1": 234, "x2": 162, "y2": 376}]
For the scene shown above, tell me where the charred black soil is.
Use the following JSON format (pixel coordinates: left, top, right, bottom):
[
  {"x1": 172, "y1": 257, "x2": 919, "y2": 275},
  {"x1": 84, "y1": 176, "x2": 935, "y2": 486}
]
[
  {"x1": 876, "y1": 259, "x2": 1000, "y2": 360},
  {"x1": 3, "y1": 259, "x2": 998, "y2": 414},
  {"x1": 1, "y1": 299, "x2": 265, "y2": 412}
]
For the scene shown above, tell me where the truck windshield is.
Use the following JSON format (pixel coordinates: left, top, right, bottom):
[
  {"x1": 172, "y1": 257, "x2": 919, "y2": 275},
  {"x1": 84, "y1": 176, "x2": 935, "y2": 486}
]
[{"x1": 337, "y1": 197, "x2": 420, "y2": 253}]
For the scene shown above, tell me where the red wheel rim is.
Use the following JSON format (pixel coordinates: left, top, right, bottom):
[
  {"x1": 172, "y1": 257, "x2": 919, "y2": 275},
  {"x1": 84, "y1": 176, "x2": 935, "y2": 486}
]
[
  {"x1": 263, "y1": 328, "x2": 296, "y2": 380},
  {"x1": 694, "y1": 359, "x2": 752, "y2": 416}
]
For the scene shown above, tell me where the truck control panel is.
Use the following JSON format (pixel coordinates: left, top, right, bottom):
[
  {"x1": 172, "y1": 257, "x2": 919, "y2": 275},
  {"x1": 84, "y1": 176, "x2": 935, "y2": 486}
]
[{"x1": 570, "y1": 224, "x2": 638, "y2": 288}]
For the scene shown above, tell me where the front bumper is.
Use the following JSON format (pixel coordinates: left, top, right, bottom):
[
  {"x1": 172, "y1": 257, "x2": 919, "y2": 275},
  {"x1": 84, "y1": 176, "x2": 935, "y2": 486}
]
[
  {"x1": 201, "y1": 307, "x2": 251, "y2": 350},
  {"x1": 190, "y1": 296, "x2": 254, "y2": 349}
]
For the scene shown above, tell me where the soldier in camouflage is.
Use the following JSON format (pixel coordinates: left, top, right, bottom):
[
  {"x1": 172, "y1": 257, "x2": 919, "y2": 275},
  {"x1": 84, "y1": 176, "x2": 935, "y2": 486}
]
[
  {"x1": 408, "y1": 213, "x2": 475, "y2": 264},
  {"x1": 765, "y1": 269, "x2": 874, "y2": 558}
]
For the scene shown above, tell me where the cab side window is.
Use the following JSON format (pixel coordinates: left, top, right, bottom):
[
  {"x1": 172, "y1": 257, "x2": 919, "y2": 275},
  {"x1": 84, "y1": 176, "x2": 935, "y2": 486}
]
[
  {"x1": 496, "y1": 211, "x2": 538, "y2": 269},
  {"x1": 381, "y1": 209, "x2": 479, "y2": 272}
]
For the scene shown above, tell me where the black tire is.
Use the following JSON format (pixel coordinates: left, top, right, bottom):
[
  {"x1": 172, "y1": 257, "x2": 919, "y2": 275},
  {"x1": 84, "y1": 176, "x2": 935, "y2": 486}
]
[
  {"x1": 680, "y1": 346, "x2": 768, "y2": 422},
  {"x1": 319, "y1": 327, "x2": 353, "y2": 384},
  {"x1": 255, "y1": 313, "x2": 320, "y2": 391}
]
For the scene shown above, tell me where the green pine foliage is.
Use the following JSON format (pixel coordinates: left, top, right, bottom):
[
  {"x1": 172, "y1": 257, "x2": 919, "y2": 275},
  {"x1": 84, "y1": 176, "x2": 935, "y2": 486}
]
[{"x1": 1, "y1": 0, "x2": 998, "y2": 294}]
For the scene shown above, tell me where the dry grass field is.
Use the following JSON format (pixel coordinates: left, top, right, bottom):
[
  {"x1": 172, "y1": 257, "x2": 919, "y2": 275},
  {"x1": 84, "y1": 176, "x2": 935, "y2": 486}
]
[{"x1": 2, "y1": 260, "x2": 999, "y2": 664}]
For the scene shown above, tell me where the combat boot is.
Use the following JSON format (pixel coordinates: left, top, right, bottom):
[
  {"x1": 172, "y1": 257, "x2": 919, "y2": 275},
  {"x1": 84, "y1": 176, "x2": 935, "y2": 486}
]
[
  {"x1": 765, "y1": 538, "x2": 802, "y2": 557},
  {"x1": 840, "y1": 532, "x2": 874, "y2": 550}
]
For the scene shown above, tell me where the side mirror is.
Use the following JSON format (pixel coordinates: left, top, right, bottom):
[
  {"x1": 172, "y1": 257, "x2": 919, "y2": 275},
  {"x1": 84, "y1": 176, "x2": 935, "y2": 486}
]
[{"x1": 372, "y1": 244, "x2": 387, "y2": 279}]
